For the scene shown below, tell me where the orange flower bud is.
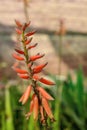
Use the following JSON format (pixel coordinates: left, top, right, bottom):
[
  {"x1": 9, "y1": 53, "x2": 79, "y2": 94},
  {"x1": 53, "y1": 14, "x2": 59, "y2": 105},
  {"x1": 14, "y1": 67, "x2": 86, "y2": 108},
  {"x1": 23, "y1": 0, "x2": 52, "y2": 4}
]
[
  {"x1": 19, "y1": 85, "x2": 32, "y2": 104},
  {"x1": 42, "y1": 98, "x2": 54, "y2": 119},
  {"x1": 15, "y1": 20, "x2": 22, "y2": 28},
  {"x1": 39, "y1": 78, "x2": 55, "y2": 85},
  {"x1": 29, "y1": 54, "x2": 44, "y2": 61},
  {"x1": 28, "y1": 62, "x2": 33, "y2": 68},
  {"x1": 12, "y1": 53, "x2": 24, "y2": 61},
  {"x1": 13, "y1": 67, "x2": 28, "y2": 74},
  {"x1": 33, "y1": 62, "x2": 48, "y2": 73},
  {"x1": 33, "y1": 95, "x2": 39, "y2": 120},
  {"x1": 37, "y1": 87, "x2": 54, "y2": 100},
  {"x1": 15, "y1": 49, "x2": 24, "y2": 54},
  {"x1": 27, "y1": 43, "x2": 38, "y2": 49},
  {"x1": 15, "y1": 28, "x2": 22, "y2": 34},
  {"x1": 25, "y1": 30, "x2": 36, "y2": 37},
  {"x1": 25, "y1": 37, "x2": 33, "y2": 45},
  {"x1": 18, "y1": 74, "x2": 29, "y2": 79},
  {"x1": 25, "y1": 21, "x2": 31, "y2": 28},
  {"x1": 22, "y1": 21, "x2": 31, "y2": 31},
  {"x1": 33, "y1": 75, "x2": 39, "y2": 80}
]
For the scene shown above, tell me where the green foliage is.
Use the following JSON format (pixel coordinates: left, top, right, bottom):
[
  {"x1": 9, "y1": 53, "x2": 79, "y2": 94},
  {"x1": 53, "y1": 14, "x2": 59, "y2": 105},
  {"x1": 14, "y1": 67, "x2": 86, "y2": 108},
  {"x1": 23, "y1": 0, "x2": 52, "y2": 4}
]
[
  {"x1": 5, "y1": 87, "x2": 14, "y2": 130},
  {"x1": 0, "y1": 69, "x2": 87, "y2": 130},
  {"x1": 60, "y1": 69, "x2": 87, "y2": 130}
]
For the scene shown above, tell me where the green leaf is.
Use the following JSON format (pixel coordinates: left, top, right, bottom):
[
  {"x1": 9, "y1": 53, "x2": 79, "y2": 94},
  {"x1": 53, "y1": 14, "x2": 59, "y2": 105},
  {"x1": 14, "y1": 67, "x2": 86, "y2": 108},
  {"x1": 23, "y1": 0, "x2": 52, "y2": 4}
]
[
  {"x1": 76, "y1": 68, "x2": 84, "y2": 116},
  {"x1": 5, "y1": 87, "x2": 14, "y2": 130}
]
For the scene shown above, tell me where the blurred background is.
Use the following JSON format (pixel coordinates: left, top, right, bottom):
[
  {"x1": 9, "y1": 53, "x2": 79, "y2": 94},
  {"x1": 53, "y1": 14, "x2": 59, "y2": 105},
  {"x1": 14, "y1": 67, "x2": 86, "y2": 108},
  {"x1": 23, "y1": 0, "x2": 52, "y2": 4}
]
[{"x1": 0, "y1": 0, "x2": 87, "y2": 130}]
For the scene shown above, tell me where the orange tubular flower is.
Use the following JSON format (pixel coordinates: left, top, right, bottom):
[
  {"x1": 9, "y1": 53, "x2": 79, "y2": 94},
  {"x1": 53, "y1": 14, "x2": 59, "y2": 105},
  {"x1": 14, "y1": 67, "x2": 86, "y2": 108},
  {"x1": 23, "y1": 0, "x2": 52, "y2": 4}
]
[
  {"x1": 42, "y1": 98, "x2": 54, "y2": 119},
  {"x1": 17, "y1": 74, "x2": 29, "y2": 79},
  {"x1": 29, "y1": 54, "x2": 45, "y2": 61},
  {"x1": 12, "y1": 20, "x2": 55, "y2": 126},
  {"x1": 25, "y1": 30, "x2": 36, "y2": 37},
  {"x1": 12, "y1": 53, "x2": 24, "y2": 61},
  {"x1": 27, "y1": 43, "x2": 38, "y2": 49},
  {"x1": 19, "y1": 85, "x2": 32, "y2": 104},
  {"x1": 25, "y1": 37, "x2": 33, "y2": 45},
  {"x1": 13, "y1": 67, "x2": 28, "y2": 74},
  {"x1": 15, "y1": 28, "x2": 22, "y2": 34},
  {"x1": 25, "y1": 100, "x2": 34, "y2": 119},
  {"x1": 33, "y1": 62, "x2": 48, "y2": 74},
  {"x1": 37, "y1": 87, "x2": 54, "y2": 100},
  {"x1": 22, "y1": 21, "x2": 31, "y2": 31},
  {"x1": 40, "y1": 106, "x2": 45, "y2": 124},
  {"x1": 15, "y1": 49, "x2": 24, "y2": 55},
  {"x1": 25, "y1": 94, "x2": 35, "y2": 119},
  {"x1": 39, "y1": 77, "x2": 55, "y2": 85},
  {"x1": 15, "y1": 19, "x2": 22, "y2": 28},
  {"x1": 33, "y1": 95, "x2": 39, "y2": 120},
  {"x1": 33, "y1": 74, "x2": 40, "y2": 80}
]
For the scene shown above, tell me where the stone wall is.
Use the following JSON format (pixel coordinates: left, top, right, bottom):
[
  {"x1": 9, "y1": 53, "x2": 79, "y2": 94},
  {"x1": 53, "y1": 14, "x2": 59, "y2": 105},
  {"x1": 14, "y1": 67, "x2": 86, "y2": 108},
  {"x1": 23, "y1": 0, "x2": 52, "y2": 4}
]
[{"x1": 0, "y1": 0, "x2": 87, "y2": 32}]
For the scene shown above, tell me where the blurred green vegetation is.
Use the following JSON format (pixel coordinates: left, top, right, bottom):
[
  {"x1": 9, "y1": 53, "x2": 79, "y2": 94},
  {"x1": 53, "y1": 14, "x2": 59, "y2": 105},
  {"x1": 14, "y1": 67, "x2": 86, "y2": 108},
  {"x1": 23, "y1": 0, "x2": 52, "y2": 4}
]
[{"x1": 0, "y1": 69, "x2": 87, "y2": 130}]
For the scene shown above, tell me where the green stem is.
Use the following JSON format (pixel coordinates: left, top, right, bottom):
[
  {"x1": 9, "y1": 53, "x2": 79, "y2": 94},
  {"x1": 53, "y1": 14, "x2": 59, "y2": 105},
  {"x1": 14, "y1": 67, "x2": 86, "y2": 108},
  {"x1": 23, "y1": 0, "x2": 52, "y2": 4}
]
[
  {"x1": 1, "y1": 111, "x2": 6, "y2": 130},
  {"x1": 22, "y1": 32, "x2": 29, "y2": 63},
  {"x1": 5, "y1": 86, "x2": 14, "y2": 130},
  {"x1": 22, "y1": 31, "x2": 32, "y2": 77},
  {"x1": 58, "y1": 35, "x2": 63, "y2": 76},
  {"x1": 22, "y1": 30, "x2": 49, "y2": 129}
]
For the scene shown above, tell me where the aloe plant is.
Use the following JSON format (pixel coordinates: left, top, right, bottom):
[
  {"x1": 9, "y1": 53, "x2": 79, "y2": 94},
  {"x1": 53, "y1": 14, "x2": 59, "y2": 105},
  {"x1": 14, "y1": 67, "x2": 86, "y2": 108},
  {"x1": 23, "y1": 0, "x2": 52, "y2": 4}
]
[
  {"x1": 0, "y1": 68, "x2": 87, "y2": 130},
  {"x1": 61, "y1": 69, "x2": 87, "y2": 130}
]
